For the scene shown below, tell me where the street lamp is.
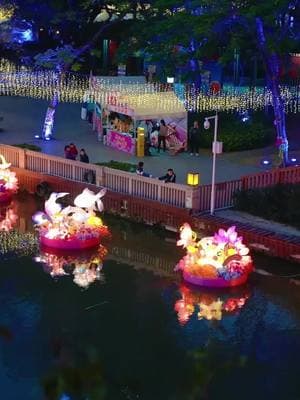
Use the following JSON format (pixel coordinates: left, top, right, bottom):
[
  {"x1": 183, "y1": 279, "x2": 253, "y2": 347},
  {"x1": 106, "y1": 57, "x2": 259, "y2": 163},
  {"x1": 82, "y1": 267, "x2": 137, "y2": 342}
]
[{"x1": 204, "y1": 113, "x2": 223, "y2": 215}]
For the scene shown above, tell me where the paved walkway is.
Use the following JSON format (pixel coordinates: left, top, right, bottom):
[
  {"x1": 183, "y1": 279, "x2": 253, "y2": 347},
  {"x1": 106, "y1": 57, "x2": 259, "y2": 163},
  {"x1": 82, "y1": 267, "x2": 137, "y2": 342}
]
[{"x1": 0, "y1": 95, "x2": 292, "y2": 184}]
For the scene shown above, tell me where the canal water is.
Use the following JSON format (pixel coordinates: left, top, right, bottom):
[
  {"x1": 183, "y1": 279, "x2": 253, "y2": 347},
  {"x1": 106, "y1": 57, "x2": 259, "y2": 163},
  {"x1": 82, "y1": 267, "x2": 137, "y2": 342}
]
[{"x1": 1, "y1": 195, "x2": 300, "y2": 400}]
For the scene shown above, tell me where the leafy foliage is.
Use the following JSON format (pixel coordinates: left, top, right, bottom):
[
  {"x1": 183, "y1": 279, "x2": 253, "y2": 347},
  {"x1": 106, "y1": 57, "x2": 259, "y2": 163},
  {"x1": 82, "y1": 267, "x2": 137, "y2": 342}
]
[
  {"x1": 233, "y1": 183, "x2": 300, "y2": 229},
  {"x1": 13, "y1": 143, "x2": 42, "y2": 152},
  {"x1": 197, "y1": 113, "x2": 273, "y2": 151},
  {"x1": 95, "y1": 160, "x2": 136, "y2": 172}
]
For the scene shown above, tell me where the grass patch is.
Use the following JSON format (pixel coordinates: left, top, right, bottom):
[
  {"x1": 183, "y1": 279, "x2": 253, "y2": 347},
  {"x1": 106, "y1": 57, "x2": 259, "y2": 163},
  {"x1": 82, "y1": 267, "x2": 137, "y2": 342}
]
[
  {"x1": 13, "y1": 143, "x2": 42, "y2": 152},
  {"x1": 95, "y1": 160, "x2": 136, "y2": 172}
]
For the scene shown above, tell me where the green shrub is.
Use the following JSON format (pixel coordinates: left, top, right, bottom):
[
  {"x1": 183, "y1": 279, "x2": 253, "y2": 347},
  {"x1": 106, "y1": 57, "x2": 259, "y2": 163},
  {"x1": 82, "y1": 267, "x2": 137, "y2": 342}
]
[
  {"x1": 13, "y1": 143, "x2": 42, "y2": 152},
  {"x1": 95, "y1": 160, "x2": 136, "y2": 172},
  {"x1": 196, "y1": 112, "x2": 273, "y2": 152},
  {"x1": 233, "y1": 183, "x2": 300, "y2": 229}
]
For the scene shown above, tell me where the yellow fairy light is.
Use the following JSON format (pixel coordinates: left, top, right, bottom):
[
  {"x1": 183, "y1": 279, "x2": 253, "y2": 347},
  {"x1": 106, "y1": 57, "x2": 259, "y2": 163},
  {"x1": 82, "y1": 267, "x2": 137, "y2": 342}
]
[{"x1": 0, "y1": 4, "x2": 15, "y2": 23}]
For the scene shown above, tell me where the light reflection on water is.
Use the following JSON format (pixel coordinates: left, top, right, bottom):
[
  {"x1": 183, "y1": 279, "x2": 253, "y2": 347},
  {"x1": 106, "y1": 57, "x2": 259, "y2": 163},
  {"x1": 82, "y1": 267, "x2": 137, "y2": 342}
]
[{"x1": 0, "y1": 194, "x2": 300, "y2": 400}]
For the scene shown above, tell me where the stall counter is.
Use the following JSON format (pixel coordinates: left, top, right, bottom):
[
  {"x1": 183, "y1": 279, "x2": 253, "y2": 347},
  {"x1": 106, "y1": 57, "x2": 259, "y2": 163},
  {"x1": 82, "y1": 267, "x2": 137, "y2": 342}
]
[{"x1": 106, "y1": 129, "x2": 136, "y2": 155}]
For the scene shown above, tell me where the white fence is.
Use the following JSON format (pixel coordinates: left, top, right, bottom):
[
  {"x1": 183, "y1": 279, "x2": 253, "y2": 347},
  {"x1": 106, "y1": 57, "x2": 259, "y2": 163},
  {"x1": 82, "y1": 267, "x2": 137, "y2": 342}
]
[{"x1": 0, "y1": 144, "x2": 198, "y2": 209}]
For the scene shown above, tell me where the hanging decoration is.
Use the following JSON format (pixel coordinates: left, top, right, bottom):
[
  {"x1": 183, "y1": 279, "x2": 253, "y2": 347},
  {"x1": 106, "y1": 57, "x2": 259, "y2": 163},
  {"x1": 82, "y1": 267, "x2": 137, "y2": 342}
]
[
  {"x1": 1, "y1": 59, "x2": 300, "y2": 113},
  {"x1": 175, "y1": 223, "x2": 253, "y2": 287},
  {"x1": 0, "y1": 155, "x2": 18, "y2": 203},
  {"x1": 32, "y1": 188, "x2": 109, "y2": 250}
]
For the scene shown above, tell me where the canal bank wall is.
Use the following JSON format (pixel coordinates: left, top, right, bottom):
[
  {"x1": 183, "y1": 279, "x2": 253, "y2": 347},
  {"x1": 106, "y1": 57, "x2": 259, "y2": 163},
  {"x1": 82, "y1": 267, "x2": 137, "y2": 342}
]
[{"x1": 13, "y1": 167, "x2": 300, "y2": 264}]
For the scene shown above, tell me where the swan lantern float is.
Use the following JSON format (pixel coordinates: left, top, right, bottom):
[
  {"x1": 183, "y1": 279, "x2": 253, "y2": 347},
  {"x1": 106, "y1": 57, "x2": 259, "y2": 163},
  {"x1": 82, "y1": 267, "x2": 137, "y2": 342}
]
[
  {"x1": 0, "y1": 155, "x2": 18, "y2": 203},
  {"x1": 175, "y1": 223, "x2": 253, "y2": 287},
  {"x1": 32, "y1": 187, "x2": 108, "y2": 250}
]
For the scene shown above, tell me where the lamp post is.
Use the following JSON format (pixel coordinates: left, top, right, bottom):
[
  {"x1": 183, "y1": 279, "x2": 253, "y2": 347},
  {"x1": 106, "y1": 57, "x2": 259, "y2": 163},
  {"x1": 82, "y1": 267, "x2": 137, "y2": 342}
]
[{"x1": 204, "y1": 113, "x2": 222, "y2": 215}]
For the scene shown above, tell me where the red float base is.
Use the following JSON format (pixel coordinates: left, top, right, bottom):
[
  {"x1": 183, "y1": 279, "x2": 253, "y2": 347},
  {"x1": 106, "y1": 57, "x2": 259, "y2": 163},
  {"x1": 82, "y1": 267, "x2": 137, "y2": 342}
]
[
  {"x1": 40, "y1": 235, "x2": 101, "y2": 250},
  {"x1": 0, "y1": 191, "x2": 12, "y2": 204},
  {"x1": 182, "y1": 270, "x2": 249, "y2": 288}
]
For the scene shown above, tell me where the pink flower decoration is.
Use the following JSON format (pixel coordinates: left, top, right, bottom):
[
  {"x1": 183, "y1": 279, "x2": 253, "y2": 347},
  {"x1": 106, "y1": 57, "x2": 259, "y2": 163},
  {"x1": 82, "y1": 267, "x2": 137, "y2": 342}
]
[{"x1": 213, "y1": 226, "x2": 242, "y2": 245}]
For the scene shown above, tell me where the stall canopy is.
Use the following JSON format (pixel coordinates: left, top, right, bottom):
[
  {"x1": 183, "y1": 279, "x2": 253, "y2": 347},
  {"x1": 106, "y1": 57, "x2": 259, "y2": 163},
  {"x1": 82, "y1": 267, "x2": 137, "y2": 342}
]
[{"x1": 105, "y1": 91, "x2": 187, "y2": 120}]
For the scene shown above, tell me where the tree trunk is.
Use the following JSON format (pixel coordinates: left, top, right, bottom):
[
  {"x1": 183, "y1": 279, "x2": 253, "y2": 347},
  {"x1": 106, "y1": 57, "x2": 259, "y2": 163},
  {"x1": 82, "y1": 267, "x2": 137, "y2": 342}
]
[{"x1": 255, "y1": 17, "x2": 289, "y2": 166}]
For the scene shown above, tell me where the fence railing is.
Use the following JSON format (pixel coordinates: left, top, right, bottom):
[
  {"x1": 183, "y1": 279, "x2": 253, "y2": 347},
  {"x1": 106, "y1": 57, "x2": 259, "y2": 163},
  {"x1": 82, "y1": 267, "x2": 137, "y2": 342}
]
[
  {"x1": 0, "y1": 144, "x2": 195, "y2": 209},
  {"x1": 1, "y1": 144, "x2": 300, "y2": 213},
  {"x1": 241, "y1": 165, "x2": 300, "y2": 189}
]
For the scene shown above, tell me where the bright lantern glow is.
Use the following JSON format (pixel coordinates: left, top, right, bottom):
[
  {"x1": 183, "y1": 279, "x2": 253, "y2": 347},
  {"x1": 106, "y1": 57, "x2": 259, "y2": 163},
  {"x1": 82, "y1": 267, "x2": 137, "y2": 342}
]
[
  {"x1": 175, "y1": 224, "x2": 253, "y2": 287},
  {"x1": 187, "y1": 172, "x2": 199, "y2": 186},
  {"x1": 0, "y1": 154, "x2": 18, "y2": 196},
  {"x1": 32, "y1": 188, "x2": 109, "y2": 246}
]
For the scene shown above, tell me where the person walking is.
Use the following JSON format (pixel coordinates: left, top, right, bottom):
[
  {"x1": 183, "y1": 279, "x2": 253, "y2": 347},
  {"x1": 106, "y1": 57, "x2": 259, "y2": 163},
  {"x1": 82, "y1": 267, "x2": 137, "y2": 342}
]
[
  {"x1": 188, "y1": 121, "x2": 201, "y2": 156},
  {"x1": 159, "y1": 168, "x2": 176, "y2": 183},
  {"x1": 157, "y1": 119, "x2": 168, "y2": 153},
  {"x1": 79, "y1": 149, "x2": 89, "y2": 163}
]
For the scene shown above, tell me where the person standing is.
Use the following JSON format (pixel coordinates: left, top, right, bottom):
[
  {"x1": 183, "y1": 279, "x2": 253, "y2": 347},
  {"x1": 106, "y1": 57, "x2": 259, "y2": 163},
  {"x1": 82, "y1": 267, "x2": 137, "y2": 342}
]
[
  {"x1": 64, "y1": 145, "x2": 73, "y2": 160},
  {"x1": 69, "y1": 143, "x2": 78, "y2": 160},
  {"x1": 189, "y1": 121, "x2": 201, "y2": 156},
  {"x1": 79, "y1": 149, "x2": 89, "y2": 163},
  {"x1": 157, "y1": 119, "x2": 168, "y2": 153}
]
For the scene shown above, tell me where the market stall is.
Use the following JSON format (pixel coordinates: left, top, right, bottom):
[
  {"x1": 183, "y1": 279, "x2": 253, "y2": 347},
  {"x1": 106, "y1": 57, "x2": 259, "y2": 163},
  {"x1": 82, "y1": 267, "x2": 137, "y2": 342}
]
[
  {"x1": 82, "y1": 86, "x2": 188, "y2": 156},
  {"x1": 103, "y1": 91, "x2": 188, "y2": 155}
]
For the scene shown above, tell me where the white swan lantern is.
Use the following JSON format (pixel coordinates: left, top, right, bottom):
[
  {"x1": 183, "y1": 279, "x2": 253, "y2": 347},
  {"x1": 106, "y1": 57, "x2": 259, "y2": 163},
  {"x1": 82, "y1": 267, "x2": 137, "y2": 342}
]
[
  {"x1": 32, "y1": 187, "x2": 108, "y2": 250},
  {"x1": 0, "y1": 155, "x2": 18, "y2": 203}
]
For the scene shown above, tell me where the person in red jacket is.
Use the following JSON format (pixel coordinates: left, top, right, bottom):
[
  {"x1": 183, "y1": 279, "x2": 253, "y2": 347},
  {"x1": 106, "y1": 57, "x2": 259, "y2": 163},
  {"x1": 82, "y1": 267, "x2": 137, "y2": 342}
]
[{"x1": 69, "y1": 143, "x2": 78, "y2": 160}]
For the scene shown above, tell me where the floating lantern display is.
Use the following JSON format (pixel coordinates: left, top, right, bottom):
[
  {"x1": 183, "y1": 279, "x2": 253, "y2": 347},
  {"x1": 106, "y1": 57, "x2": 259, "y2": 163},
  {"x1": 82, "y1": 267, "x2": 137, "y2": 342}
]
[
  {"x1": 0, "y1": 155, "x2": 18, "y2": 203},
  {"x1": 32, "y1": 188, "x2": 109, "y2": 250},
  {"x1": 174, "y1": 284, "x2": 250, "y2": 324},
  {"x1": 175, "y1": 224, "x2": 253, "y2": 287},
  {"x1": 35, "y1": 245, "x2": 108, "y2": 288}
]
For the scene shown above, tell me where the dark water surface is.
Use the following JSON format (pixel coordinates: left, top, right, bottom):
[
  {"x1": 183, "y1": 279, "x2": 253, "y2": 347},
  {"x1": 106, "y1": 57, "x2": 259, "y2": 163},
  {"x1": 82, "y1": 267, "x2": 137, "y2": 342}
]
[{"x1": 1, "y1": 195, "x2": 300, "y2": 400}]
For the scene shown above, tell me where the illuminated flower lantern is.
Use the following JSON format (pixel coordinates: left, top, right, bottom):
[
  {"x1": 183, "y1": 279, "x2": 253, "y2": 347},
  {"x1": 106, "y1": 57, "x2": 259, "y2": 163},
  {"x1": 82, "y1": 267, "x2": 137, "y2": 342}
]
[
  {"x1": 0, "y1": 155, "x2": 18, "y2": 203},
  {"x1": 174, "y1": 284, "x2": 250, "y2": 324},
  {"x1": 35, "y1": 245, "x2": 108, "y2": 288},
  {"x1": 32, "y1": 188, "x2": 109, "y2": 250},
  {"x1": 175, "y1": 224, "x2": 253, "y2": 287}
]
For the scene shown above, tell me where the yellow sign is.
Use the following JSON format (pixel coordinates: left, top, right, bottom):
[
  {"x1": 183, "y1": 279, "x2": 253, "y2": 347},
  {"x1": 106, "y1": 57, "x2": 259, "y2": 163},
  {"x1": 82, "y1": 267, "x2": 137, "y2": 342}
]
[{"x1": 137, "y1": 127, "x2": 145, "y2": 157}]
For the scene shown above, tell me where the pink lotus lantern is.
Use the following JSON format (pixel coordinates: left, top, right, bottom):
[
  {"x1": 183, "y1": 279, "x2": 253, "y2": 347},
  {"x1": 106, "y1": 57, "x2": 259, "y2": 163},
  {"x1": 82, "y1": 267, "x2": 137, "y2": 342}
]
[
  {"x1": 32, "y1": 188, "x2": 109, "y2": 250},
  {"x1": 0, "y1": 155, "x2": 18, "y2": 204},
  {"x1": 175, "y1": 224, "x2": 253, "y2": 288}
]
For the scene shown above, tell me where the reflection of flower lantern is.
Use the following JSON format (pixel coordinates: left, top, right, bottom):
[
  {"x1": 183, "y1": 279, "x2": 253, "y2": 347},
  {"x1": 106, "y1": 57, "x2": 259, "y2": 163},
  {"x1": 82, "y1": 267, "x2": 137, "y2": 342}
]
[
  {"x1": 35, "y1": 245, "x2": 108, "y2": 288},
  {"x1": 174, "y1": 284, "x2": 250, "y2": 324},
  {"x1": 175, "y1": 224, "x2": 253, "y2": 287}
]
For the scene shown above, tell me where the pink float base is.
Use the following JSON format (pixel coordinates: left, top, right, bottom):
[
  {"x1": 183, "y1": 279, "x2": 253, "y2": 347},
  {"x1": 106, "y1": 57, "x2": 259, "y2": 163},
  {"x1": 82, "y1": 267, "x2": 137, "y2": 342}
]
[
  {"x1": 40, "y1": 235, "x2": 101, "y2": 250},
  {"x1": 0, "y1": 191, "x2": 12, "y2": 204},
  {"x1": 183, "y1": 270, "x2": 249, "y2": 288}
]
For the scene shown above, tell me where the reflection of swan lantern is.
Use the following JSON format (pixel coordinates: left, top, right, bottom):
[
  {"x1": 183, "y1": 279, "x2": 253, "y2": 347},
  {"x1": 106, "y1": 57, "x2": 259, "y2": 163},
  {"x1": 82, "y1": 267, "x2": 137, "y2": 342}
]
[
  {"x1": 35, "y1": 245, "x2": 108, "y2": 288},
  {"x1": 175, "y1": 224, "x2": 253, "y2": 287},
  {"x1": 174, "y1": 284, "x2": 251, "y2": 324},
  {"x1": 32, "y1": 188, "x2": 109, "y2": 250},
  {"x1": 0, "y1": 155, "x2": 18, "y2": 203}
]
